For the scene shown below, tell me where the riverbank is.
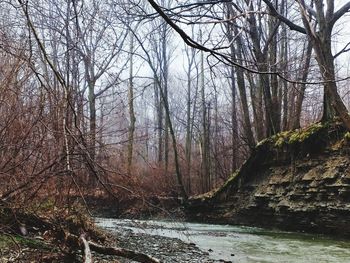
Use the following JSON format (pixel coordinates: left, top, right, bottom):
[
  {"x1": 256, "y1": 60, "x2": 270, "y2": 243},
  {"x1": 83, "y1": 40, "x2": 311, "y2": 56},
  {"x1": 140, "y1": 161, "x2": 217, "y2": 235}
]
[
  {"x1": 90, "y1": 123, "x2": 350, "y2": 239},
  {"x1": 110, "y1": 227, "x2": 220, "y2": 263},
  {"x1": 0, "y1": 225, "x2": 220, "y2": 263},
  {"x1": 96, "y1": 218, "x2": 350, "y2": 263},
  {"x1": 3, "y1": 211, "x2": 350, "y2": 263},
  {"x1": 187, "y1": 123, "x2": 350, "y2": 238},
  {"x1": 0, "y1": 205, "x2": 220, "y2": 263}
]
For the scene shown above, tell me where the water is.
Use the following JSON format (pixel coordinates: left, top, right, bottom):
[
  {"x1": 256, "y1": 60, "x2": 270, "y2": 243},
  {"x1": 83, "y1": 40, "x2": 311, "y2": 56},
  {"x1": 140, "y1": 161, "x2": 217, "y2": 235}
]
[{"x1": 95, "y1": 218, "x2": 350, "y2": 262}]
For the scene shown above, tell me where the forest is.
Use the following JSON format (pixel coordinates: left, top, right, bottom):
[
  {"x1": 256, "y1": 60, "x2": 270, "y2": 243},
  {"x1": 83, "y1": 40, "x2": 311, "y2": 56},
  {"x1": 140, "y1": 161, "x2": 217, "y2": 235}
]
[{"x1": 1, "y1": 0, "x2": 350, "y2": 262}]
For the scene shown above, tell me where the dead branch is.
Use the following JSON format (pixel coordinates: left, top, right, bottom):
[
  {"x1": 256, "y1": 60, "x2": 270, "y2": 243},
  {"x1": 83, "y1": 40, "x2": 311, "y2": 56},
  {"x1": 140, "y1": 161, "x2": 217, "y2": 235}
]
[
  {"x1": 88, "y1": 240, "x2": 161, "y2": 263},
  {"x1": 79, "y1": 234, "x2": 92, "y2": 263},
  {"x1": 68, "y1": 233, "x2": 160, "y2": 263}
]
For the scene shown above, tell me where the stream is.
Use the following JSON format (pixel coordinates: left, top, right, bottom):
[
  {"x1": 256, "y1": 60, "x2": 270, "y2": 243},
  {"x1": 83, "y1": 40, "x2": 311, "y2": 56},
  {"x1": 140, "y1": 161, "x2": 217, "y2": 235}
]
[{"x1": 95, "y1": 218, "x2": 350, "y2": 262}]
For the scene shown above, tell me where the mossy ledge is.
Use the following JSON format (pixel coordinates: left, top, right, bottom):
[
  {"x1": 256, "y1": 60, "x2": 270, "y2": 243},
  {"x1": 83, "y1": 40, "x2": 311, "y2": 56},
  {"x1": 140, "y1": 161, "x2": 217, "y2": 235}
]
[{"x1": 186, "y1": 122, "x2": 350, "y2": 237}]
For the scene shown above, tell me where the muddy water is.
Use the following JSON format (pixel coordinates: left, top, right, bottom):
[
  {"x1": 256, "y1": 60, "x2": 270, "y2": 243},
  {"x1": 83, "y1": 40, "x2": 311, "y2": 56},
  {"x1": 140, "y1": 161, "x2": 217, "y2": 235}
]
[{"x1": 95, "y1": 218, "x2": 350, "y2": 262}]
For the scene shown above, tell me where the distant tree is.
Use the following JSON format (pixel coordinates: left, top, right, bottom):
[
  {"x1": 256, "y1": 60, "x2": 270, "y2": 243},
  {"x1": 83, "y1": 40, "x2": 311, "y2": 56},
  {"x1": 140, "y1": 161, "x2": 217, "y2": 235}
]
[{"x1": 71, "y1": 0, "x2": 129, "y2": 163}]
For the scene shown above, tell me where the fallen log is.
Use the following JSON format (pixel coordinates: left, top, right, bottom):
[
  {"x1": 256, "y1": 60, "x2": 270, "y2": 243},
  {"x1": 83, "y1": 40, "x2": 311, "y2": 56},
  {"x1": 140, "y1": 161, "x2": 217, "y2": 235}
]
[
  {"x1": 79, "y1": 234, "x2": 92, "y2": 263},
  {"x1": 1, "y1": 205, "x2": 159, "y2": 263},
  {"x1": 88, "y1": 240, "x2": 160, "y2": 263},
  {"x1": 69, "y1": 233, "x2": 160, "y2": 263}
]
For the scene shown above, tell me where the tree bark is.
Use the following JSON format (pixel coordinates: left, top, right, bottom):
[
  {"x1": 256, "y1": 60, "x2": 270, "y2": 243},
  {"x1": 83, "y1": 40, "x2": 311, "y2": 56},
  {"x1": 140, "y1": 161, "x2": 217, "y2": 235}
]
[
  {"x1": 232, "y1": 34, "x2": 256, "y2": 149},
  {"x1": 299, "y1": 1, "x2": 350, "y2": 129},
  {"x1": 200, "y1": 33, "x2": 211, "y2": 193},
  {"x1": 80, "y1": 235, "x2": 92, "y2": 263},
  {"x1": 127, "y1": 30, "x2": 136, "y2": 176},
  {"x1": 185, "y1": 43, "x2": 195, "y2": 194},
  {"x1": 247, "y1": 3, "x2": 280, "y2": 137},
  {"x1": 292, "y1": 40, "x2": 312, "y2": 129}
]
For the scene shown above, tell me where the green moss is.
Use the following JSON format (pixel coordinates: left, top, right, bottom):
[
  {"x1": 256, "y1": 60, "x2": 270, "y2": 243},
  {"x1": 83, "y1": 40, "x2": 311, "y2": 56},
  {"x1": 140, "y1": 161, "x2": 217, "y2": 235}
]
[
  {"x1": 219, "y1": 171, "x2": 239, "y2": 190},
  {"x1": 24, "y1": 198, "x2": 57, "y2": 217},
  {"x1": 210, "y1": 171, "x2": 240, "y2": 198},
  {"x1": 0, "y1": 234, "x2": 51, "y2": 251},
  {"x1": 264, "y1": 123, "x2": 326, "y2": 148},
  {"x1": 39, "y1": 198, "x2": 56, "y2": 211},
  {"x1": 0, "y1": 235, "x2": 12, "y2": 249},
  {"x1": 190, "y1": 171, "x2": 240, "y2": 201},
  {"x1": 288, "y1": 123, "x2": 324, "y2": 144},
  {"x1": 344, "y1": 132, "x2": 350, "y2": 141},
  {"x1": 16, "y1": 236, "x2": 51, "y2": 250},
  {"x1": 273, "y1": 131, "x2": 293, "y2": 147},
  {"x1": 257, "y1": 138, "x2": 271, "y2": 147},
  {"x1": 192, "y1": 123, "x2": 328, "y2": 202}
]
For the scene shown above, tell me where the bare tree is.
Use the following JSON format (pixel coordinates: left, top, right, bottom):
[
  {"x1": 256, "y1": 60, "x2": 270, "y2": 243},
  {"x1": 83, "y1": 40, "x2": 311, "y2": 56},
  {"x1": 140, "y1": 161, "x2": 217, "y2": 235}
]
[
  {"x1": 146, "y1": 0, "x2": 350, "y2": 132},
  {"x1": 263, "y1": 0, "x2": 350, "y2": 128},
  {"x1": 72, "y1": 0, "x2": 128, "y2": 163}
]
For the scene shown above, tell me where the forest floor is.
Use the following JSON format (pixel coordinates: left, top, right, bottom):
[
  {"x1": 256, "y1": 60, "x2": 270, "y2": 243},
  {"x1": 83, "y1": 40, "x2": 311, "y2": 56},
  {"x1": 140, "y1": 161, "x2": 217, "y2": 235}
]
[
  {"x1": 0, "y1": 206, "x2": 220, "y2": 263},
  {"x1": 0, "y1": 228, "x2": 220, "y2": 263}
]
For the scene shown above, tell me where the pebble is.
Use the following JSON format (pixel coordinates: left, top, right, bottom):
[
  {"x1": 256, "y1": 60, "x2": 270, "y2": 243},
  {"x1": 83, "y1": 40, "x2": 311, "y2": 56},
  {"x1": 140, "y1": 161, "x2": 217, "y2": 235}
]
[{"x1": 112, "y1": 228, "x2": 221, "y2": 263}]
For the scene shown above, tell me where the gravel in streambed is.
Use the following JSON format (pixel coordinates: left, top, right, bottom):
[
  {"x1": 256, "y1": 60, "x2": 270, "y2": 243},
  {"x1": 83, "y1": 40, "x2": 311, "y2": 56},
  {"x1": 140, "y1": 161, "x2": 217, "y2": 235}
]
[{"x1": 109, "y1": 228, "x2": 224, "y2": 263}]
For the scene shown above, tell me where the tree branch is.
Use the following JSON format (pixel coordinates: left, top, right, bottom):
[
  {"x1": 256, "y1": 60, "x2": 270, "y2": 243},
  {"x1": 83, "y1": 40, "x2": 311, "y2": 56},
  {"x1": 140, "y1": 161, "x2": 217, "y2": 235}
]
[
  {"x1": 334, "y1": 41, "x2": 350, "y2": 59},
  {"x1": 262, "y1": 0, "x2": 307, "y2": 34},
  {"x1": 147, "y1": 0, "x2": 350, "y2": 86},
  {"x1": 66, "y1": 232, "x2": 160, "y2": 263},
  {"x1": 331, "y1": 2, "x2": 350, "y2": 25}
]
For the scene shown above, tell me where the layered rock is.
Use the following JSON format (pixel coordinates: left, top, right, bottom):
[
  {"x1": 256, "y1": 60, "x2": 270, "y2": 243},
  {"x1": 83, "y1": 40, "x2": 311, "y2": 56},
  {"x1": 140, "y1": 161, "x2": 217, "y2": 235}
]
[{"x1": 187, "y1": 123, "x2": 350, "y2": 237}]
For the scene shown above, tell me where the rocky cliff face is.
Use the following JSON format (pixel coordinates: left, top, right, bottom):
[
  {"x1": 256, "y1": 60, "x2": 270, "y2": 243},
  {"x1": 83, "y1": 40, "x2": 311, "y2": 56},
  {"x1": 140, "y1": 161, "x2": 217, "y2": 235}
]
[{"x1": 187, "y1": 123, "x2": 350, "y2": 237}]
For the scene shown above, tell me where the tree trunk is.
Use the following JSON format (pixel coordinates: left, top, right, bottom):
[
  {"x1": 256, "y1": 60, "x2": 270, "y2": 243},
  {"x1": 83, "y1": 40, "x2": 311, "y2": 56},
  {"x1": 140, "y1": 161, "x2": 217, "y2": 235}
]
[
  {"x1": 127, "y1": 31, "x2": 136, "y2": 176},
  {"x1": 225, "y1": 3, "x2": 256, "y2": 149},
  {"x1": 268, "y1": 11, "x2": 281, "y2": 134},
  {"x1": 161, "y1": 22, "x2": 170, "y2": 174},
  {"x1": 247, "y1": 74, "x2": 265, "y2": 141},
  {"x1": 292, "y1": 40, "x2": 312, "y2": 129},
  {"x1": 185, "y1": 56, "x2": 193, "y2": 194},
  {"x1": 200, "y1": 38, "x2": 210, "y2": 193},
  {"x1": 312, "y1": 34, "x2": 350, "y2": 127},
  {"x1": 298, "y1": 1, "x2": 350, "y2": 130},
  {"x1": 230, "y1": 65, "x2": 238, "y2": 171},
  {"x1": 232, "y1": 34, "x2": 256, "y2": 149},
  {"x1": 247, "y1": 1, "x2": 280, "y2": 137},
  {"x1": 154, "y1": 76, "x2": 163, "y2": 163},
  {"x1": 88, "y1": 82, "x2": 96, "y2": 162}
]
